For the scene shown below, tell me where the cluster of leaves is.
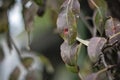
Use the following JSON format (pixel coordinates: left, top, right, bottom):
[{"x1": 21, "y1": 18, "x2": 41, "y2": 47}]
[
  {"x1": 57, "y1": 0, "x2": 120, "y2": 80},
  {"x1": 57, "y1": 0, "x2": 80, "y2": 73}
]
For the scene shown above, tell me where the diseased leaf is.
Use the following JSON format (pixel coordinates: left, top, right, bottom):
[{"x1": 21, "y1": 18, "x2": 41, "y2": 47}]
[
  {"x1": 56, "y1": 6, "x2": 68, "y2": 34},
  {"x1": 56, "y1": 0, "x2": 80, "y2": 45},
  {"x1": 87, "y1": 37, "x2": 106, "y2": 62},
  {"x1": 105, "y1": 17, "x2": 120, "y2": 37},
  {"x1": 60, "y1": 40, "x2": 79, "y2": 66},
  {"x1": 67, "y1": 10, "x2": 77, "y2": 45}
]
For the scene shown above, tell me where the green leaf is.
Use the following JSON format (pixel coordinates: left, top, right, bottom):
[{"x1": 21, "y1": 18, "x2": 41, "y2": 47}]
[
  {"x1": 93, "y1": 10, "x2": 104, "y2": 36},
  {"x1": 92, "y1": 0, "x2": 108, "y2": 36}
]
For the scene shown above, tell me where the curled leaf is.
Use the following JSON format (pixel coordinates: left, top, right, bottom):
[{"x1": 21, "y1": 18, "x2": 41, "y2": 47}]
[
  {"x1": 87, "y1": 37, "x2": 107, "y2": 62},
  {"x1": 60, "y1": 40, "x2": 79, "y2": 66}
]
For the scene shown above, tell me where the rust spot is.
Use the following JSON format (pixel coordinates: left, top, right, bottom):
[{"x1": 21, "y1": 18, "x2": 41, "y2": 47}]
[{"x1": 63, "y1": 28, "x2": 68, "y2": 35}]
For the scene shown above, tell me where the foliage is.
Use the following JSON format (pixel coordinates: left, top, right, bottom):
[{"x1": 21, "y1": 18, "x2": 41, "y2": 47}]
[
  {"x1": 57, "y1": 0, "x2": 120, "y2": 80},
  {"x1": 0, "y1": 0, "x2": 120, "y2": 80}
]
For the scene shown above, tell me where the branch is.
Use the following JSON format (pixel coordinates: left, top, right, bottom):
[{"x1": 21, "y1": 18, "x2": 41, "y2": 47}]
[{"x1": 100, "y1": 53, "x2": 113, "y2": 80}]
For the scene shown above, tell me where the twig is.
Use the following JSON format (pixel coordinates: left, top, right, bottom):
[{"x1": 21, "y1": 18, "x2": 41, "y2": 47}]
[
  {"x1": 94, "y1": 65, "x2": 115, "y2": 80},
  {"x1": 97, "y1": 65, "x2": 114, "y2": 74},
  {"x1": 100, "y1": 53, "x2": 113, "y2": 80}
]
